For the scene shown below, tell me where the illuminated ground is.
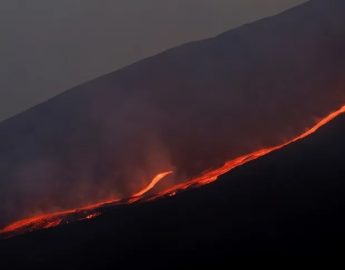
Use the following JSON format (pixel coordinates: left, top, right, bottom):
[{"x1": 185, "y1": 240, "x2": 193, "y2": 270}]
[{"x1": 1, "y1": 112, "x2": 345, "y2": 267}]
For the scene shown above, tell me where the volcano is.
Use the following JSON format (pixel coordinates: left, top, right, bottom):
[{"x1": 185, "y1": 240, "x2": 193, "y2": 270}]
[
  {"x1": 1, "y1": 0, "x2": 345, "y2": 265},
  {"x1": 1, "y1": 104, "x2": 344, "y2": 239},
  {"x1": 1, "y1": 90, "x2": 345, "y2": 267},
  {"x1": 0, "y1": 0, "x2": 345, "y2": 228}
]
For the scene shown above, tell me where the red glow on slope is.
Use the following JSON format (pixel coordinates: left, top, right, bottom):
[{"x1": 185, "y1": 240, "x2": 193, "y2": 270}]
[
  {"x1": 132, "y1": 171, "x2": 174, "y2": 198},
  {"x1": 0, "y1": 172, "x2": 173, "y2": 237},
  {"x1": 148, "y1": 105, "x2": 345, "y2": 200},
  {"x1": 1, "y1": 105, "x2": 345, "y2": 238},
  {"x1": 0, "y1": 199, "x2": 118, "y2": 237}
]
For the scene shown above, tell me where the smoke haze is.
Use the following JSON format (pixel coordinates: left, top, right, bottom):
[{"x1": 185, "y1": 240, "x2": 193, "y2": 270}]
[{"x1": 0, "y1": 0, "x2": 344, "y2": 227}]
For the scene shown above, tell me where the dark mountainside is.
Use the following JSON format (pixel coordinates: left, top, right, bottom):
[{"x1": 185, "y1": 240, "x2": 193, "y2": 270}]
[
  {"x1": 1, "y1": 0, "x2": 345, "y2": 227},
  {"x1": 1, "y1": 97, "x2": 345, "y2": 267}
]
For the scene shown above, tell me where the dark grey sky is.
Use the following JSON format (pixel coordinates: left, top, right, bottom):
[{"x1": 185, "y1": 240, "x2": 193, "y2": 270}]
[{"x1": 0, "y1": 0, "x2": 306, "y2": 121}]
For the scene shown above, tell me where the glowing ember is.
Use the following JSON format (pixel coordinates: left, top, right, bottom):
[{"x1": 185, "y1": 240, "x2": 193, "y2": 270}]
[
  {"x1": 84, "y1": 213, "x2": 101, "y2": 220},
  {"x1": 1, "y1": 105, "x2": 345, "y2": 238}
]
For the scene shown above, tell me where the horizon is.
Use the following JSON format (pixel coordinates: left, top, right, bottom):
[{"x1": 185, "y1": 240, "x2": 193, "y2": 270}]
[{"x1": 0, "y1": 0, "x2": 306, "y2": 122}]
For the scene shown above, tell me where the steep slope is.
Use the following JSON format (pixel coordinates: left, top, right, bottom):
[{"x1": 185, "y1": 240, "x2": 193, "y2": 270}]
[
  {"x1": 1, "y1": 100, "x2": 345, "y2": 267},
  {"x1": 0, "y1": 0, "x2": 345, "y2": 227},
  {"x1": 1, "y1": 105, "x2": 344, "y2": 238}
]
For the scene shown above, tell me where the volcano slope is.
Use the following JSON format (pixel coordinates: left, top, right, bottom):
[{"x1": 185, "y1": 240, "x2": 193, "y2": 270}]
[
  {"x1": 0, "y1": 0, "x2": 345, "y2": 227},
  {"x1": 1, "y1": 113, "x2": 345, "y2": 266}
]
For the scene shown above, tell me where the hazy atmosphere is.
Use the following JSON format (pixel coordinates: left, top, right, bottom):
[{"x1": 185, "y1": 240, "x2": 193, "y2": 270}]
[
  {"x1": 0, "y1": 0, "x2": 306, "y2": 121},
  {"x1": 1, "y1": 0, "x2": 344, "y2": 228},
  {"x1": 2, "y1": 0, "x2": 345, "y2": 263}
]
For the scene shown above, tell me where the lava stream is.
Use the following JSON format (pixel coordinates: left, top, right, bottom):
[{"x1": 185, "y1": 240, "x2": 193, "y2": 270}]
[
  {"x1": 149, "y1": 105, "x2": 345, "y2": 200},
  {"x1": 132, "y1": 171, "x2": 174, "y2": 198},
  {"x1": 1, "y1": 105, "x2": 345, "y2": 238},
  {"x1": 0, "y1": 199, "x2": 118, "y2": 237},
  {"x1": 0, "y1": 171, "x2": 173, "y2": 238}
]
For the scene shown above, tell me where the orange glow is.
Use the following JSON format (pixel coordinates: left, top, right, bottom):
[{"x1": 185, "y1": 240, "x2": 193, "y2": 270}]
[
  {"x1": 0, "y1": 198, "x2": 119, "y2": 237},
  {"x1": 148, "y1": 105, "x2": 345, "y2": 200},
  {"x1": 84, "y1": 213, "x2": 101, "y2": 220},
  {"x1": 0, "y1": 171, "x2": 174, "y2": 238},
  {"x1": 128, "y1": 171, "x2": 173, "y2": 204},
  {"x1": 1, "y1": 105, "x2": 345, "y2": 238},
  {"x1": 132, "y1": 171, "x2": 174, "y2": 198}
]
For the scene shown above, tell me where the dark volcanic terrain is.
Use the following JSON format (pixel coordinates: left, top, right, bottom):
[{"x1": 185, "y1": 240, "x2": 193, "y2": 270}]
[
  {"x1": 1, "y1": 0, "x2": 345, "y2": 266},
  {"x1": 0, "y1": 0, "x2": 345, "y2": 227},
  {"x1": 1, "y1": 110, "x2": 345, "y2": 267}
]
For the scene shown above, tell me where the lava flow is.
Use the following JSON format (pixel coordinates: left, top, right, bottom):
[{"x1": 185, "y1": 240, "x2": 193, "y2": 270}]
[
  {"x1": 129, "y1": 171, "x2": 174, "y2": 203},
  {"x1": 1, "y1": 105, "x2": 345, "y2": 238},
  {"x1": 0, "y1": 199, "x2": 118, "y2": 238},
  {"x1": 148, "y1": 105, "x2": 345, "y2": 200},
  {"x1": 0, "y1": 170, "x2": 174, "y2": 238}
]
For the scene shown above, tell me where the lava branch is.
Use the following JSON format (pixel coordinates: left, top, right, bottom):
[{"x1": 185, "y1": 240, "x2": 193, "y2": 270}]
[
  {"x1": 132, "y1": 171, "x2": 174, "y2": 198},
  {"x1": 1, "y1": 105, "x2": 345, "y2": 238},
  {"x1": 0, "y1": 171, "x2": 173, "y2": 237}
]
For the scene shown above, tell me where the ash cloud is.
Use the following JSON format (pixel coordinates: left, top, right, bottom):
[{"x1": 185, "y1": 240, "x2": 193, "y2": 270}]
[{"x1": 0, "y1": 0, "x2": 345, "y2": 227}]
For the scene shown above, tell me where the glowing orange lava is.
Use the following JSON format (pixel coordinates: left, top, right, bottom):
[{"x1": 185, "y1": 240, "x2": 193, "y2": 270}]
[
  {"x1": 132, "y1": 171, "x2": 174, "y2": 198},
  {"x1": 148, "y1": 105, "x2": 345, "y2": 200},
  {"x1": 84, "y1": 213, "x2": 101, "y2": 220},
  {"x1": 0, "y1": 172, "x2": 173, "y2": 237},
  {"x1": 1, "y1": 105, "x2": 345, "y2": 238},
  {"x1": 0, "y1": 198, "x2": 118, "y2": 237}
]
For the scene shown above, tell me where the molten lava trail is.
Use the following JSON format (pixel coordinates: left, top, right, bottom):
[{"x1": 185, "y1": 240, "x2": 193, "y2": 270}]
[
  {"x1": 129, "y1": 171, "x2": 174, "y2": 203},
  {"x1": 149, "y1": 105, "x2": 345, "y2": 200},
  {"x1": 0, "y1": 172, "x2": 173, "y2": 238},
  {"x1": 132, "y1": 171, "x2": 174, "y2": 198},
  {"x1": 0, "y1": 199, "x2": 118, "y2": 238},
  {"x1": 1, "y1": 105, "x2": 345, "y2": 238}
]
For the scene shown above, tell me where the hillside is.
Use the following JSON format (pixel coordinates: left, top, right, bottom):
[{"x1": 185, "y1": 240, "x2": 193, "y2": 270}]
[
  {"x1": 0, "y1": 0, "x2": 345, "y2": 231},
  {"x1": 1, "y1": 104, "x2": 345, "y2": 267}
]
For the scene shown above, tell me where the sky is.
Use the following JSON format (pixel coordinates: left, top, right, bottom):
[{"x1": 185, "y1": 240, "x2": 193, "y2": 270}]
[{"x1": 0, "y1": 0, "x2": 307, "y2": 122}]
